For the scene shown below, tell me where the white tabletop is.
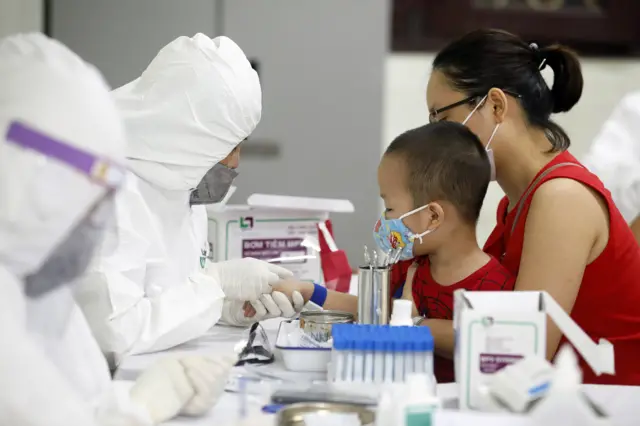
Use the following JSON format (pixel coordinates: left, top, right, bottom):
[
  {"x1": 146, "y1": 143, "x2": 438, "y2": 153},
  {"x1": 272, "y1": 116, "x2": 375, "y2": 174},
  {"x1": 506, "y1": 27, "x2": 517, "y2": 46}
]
[{"x1": 115, "y1": 317, "x2": 640, "y2": 426}]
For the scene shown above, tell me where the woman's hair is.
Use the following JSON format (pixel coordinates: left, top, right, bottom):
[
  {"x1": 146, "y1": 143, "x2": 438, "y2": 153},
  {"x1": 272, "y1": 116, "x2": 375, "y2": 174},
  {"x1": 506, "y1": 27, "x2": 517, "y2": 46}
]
[{"x1": 433, "y1": 29, "x2": 583, "y2": 152}]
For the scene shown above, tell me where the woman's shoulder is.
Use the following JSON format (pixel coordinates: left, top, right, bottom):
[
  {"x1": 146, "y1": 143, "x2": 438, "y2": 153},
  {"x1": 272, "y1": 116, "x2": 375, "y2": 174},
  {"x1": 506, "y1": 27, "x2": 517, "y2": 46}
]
[
  {"x1": 531, "y1": 177, "x2": 609, "y2": 237},
  {"x1": 530, "y1": 153, "x2": 611, "y2": 214}
]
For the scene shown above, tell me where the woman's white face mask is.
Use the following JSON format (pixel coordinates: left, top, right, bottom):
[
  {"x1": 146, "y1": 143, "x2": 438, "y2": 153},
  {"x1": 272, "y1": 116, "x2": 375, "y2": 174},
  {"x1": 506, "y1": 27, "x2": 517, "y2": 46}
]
[{"x1": 462, "y1": 94, "x2": 500, "y2": 181}]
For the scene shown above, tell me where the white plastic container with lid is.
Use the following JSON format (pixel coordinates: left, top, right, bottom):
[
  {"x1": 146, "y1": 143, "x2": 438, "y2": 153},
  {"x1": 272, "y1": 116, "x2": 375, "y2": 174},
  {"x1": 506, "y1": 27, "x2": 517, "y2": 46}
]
[{"x1": 389, "y1": 299, "x2": 413, "y2": 326}]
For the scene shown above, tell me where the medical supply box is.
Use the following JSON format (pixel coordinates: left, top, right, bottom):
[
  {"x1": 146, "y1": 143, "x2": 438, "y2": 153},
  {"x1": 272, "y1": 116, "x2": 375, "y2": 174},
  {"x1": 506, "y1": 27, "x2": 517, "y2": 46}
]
[
  {"x1": 454, "y1": 290, "x2": 547, "y2": 411},
  {"x1": 206, "y1": 194, "x2": 354, "y2": 283},
  {"x1": 454, "y1": 290, "x2": 615, "y2": 411}
]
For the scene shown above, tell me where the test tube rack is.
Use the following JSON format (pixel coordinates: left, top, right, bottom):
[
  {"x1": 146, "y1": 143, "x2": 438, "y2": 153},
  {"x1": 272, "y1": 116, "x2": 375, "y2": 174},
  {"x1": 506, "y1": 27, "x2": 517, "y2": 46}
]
[{"x1": 330, "y1": 323, "x2": 434, "y2": 385}]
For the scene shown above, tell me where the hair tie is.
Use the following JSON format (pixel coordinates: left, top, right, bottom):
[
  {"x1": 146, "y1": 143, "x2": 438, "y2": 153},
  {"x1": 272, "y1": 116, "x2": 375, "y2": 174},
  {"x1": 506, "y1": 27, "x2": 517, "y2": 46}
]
[{"x1": 529, "y1": 42, "x2": 547, "y2": 71}]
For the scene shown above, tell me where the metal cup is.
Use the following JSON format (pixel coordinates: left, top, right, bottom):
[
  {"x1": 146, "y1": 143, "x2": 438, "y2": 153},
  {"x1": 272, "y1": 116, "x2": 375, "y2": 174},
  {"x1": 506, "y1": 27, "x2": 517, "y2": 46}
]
[{"x1": 357, "y1": 265, "x2": 390, "y2": 325}]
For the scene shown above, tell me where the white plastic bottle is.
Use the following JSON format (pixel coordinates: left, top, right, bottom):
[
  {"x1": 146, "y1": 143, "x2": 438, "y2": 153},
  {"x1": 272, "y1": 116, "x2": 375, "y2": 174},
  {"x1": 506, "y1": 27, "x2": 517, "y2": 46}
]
[
  {"x1": 389, "y1": 299, "x2": 414, "y2": 326},
  {"x1": 530, "y1": 345, "x2": 609, "y2": 426},
  {"x1": 375, "y1": 389, "x2": 395, "y2": 426},
  {"x1": 400, "y1": 373, "x2": 441, "y2": 426}
]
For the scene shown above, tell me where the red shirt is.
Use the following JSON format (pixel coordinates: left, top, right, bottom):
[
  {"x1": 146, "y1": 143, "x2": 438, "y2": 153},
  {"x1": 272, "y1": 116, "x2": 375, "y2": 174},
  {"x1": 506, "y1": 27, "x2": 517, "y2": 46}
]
[
  {"x1": 390, "y1": 256, "x2": 515, "y2": 383},
  {"x1": 484, "y1": 151, "x2": 640, "y2": 385}
]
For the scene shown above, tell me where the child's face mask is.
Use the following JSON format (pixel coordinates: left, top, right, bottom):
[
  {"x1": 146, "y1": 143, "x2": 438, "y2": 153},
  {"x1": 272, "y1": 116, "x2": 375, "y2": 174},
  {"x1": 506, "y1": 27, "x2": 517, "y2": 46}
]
[{"x1": 372, "y1": 205, "x2": 435, "y2": 261}]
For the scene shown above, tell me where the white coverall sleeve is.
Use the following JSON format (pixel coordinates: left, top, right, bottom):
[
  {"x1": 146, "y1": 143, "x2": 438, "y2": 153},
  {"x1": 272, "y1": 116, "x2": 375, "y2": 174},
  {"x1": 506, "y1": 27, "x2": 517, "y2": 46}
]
[
  {"x1": 74, "y1": 187, "x2": 225, "y2": 359},
  {"x1": 583, "y1": 92, "x2": 640, "y2": 223},
  {"x1": 0, "y1": 270, "x2": 152, "y2": 426}
]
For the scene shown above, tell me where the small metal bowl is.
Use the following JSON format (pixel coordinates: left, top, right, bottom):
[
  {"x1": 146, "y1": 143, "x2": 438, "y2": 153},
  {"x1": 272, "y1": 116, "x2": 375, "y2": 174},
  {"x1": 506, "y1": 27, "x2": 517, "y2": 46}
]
[
  {"x1": 277, "y1": 402, "x2": 375, "y2": 426},
  {"x1": 299, "y1": 311, "x2": 354, "y2": 343}
]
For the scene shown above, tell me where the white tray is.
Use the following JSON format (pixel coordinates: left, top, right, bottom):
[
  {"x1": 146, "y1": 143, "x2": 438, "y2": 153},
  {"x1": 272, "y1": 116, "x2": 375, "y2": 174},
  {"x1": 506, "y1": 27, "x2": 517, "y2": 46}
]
[{"x1": 275, "y1": 320, "x2": 332, "y2": 373}]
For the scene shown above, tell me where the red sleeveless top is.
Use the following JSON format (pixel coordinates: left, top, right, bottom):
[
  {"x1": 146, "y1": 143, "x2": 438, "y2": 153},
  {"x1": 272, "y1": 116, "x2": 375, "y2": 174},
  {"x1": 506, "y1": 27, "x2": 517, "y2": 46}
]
[{"x1": 484, "y1": 151, "x2": 640, "y2": 385}]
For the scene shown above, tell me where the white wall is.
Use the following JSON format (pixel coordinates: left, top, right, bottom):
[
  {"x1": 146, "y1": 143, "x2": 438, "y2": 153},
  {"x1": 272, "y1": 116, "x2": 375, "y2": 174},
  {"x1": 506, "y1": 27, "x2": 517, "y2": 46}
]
[
  {"x1": 0, "y1": 0, "x2": 42, "y2": 37},
  {"x1": 384, "y1": 53, "x2": 640, "y2": 245}
]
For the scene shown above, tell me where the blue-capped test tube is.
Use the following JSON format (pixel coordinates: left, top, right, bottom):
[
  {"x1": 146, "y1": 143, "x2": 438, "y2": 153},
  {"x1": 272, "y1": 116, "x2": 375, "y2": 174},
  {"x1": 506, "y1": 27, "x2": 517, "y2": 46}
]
[
  {"x1": 383, "y1": 328, "x2": 394, "y2": 383},
  {"x1": 393, "y1": 331, "x2": 404, "y2": 382},
  {"x1": 363, "y1": 329, "x2": 374, "y2": 383},
  {"x1": 332, "y1": 325, "x2": 345, "y2": 381}
]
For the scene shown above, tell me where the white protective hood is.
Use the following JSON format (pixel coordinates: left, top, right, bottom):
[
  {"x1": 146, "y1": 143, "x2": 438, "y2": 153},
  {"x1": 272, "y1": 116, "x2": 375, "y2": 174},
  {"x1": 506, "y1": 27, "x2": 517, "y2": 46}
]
[
  {"x1": 0, "y1": 33, "x2": 127, "y2": 278},
  {"x1": 583, "y1": 92, "x2": 640, "y2": 223},
  {"x1": 113, "y1": 34, "x2": 262, "y2": 191}
]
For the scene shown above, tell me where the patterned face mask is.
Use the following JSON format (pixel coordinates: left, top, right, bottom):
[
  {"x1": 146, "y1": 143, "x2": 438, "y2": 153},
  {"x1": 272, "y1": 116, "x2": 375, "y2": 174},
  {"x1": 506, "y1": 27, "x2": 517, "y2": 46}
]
[{"x1": 372, "y1": 205, "x2": 434, "y2": 261}]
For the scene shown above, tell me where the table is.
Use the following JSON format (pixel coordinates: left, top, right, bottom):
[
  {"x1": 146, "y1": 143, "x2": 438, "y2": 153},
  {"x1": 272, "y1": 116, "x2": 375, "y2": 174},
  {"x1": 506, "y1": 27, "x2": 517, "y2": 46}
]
[
  {"x1": 116, "y1": 317, "x2": 640, "y2": 426},
  {"x1": 117, "y1": 269, "x2": 640, "y2": 426}
]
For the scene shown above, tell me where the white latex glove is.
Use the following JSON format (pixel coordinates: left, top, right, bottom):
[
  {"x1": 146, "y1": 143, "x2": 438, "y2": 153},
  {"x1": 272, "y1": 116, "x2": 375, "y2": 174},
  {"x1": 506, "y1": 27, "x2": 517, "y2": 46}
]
[
  {"x1": 207, "y1": 258, "x2": 294, "y2": 301},
  {"x1": 272, "y1": 291, "x2": 305, "y2": 318},
  {"x1": 180, "y1": 355, "x2": 236, "y2": 416},
  {"x1": 219, "y1": 291, "x2": 302, "y2": 326},
  {"x1": 220, "y1": 294, "x2": 277, "y2": 327},
  {"x1": 130, "y1": 355, "x2": 235, "y2": 423}
]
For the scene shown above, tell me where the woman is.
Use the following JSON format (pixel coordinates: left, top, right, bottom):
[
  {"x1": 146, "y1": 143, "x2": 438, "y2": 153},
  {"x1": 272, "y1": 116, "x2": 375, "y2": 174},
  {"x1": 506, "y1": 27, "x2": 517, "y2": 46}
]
[{"x1": 425, "y1": 29, "x2": 640, "y2": 385}]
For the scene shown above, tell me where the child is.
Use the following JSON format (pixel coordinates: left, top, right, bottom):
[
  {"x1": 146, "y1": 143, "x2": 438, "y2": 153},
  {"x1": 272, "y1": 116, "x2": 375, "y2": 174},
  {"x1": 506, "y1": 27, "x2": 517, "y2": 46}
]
[{"x1": 272, "y1": 121, "x2": 514, "y2": 383}]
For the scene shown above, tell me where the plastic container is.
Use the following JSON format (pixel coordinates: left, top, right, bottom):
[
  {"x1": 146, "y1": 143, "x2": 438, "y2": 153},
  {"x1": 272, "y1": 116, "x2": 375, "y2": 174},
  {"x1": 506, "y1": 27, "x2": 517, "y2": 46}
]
[
  {"x1": 401, "y1": 373, "x2": 441, "y2": 426},
  {"x1": 275, "y1": 321, "x2": 332, "y2": 373},
  {"x1": 390, "y1": 299, "x2": 414, "y2": 326},
  {"x1": 530, "y1": 345, "x2": 611, "y2": 426}
]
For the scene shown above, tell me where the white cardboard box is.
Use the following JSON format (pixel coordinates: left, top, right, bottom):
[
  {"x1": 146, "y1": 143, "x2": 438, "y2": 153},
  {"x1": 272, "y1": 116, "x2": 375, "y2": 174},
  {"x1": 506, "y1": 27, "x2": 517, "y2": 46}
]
[
  {"x1": 454, "y1": 290, "x2": 546, "y2": 411},
  {"x1": 206, "y1": 194, "x2": 354, "y2": 283},
  {"x1": 454, "y1": 290, "x2": 615, "y2": 411}
]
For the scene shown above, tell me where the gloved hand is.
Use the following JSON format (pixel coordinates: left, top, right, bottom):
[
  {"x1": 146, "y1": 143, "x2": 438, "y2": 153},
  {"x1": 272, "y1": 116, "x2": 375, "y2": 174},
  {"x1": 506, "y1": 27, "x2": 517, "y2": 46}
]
[
  {"x1": 220, "y1": 291, "x2": 304, "y2": 327},
  {"x1": 130, "y1": 355, "x2": 235, "y2": 423},
  {"x1": 208, "y1": 258, "x2": 294, "y2": 301},
  {"x1": 272, "y1": 291, "x2": 305, "y2": 317},
  {"x1": 180, "y1": 355, "x2": 235, "y2": 416}
]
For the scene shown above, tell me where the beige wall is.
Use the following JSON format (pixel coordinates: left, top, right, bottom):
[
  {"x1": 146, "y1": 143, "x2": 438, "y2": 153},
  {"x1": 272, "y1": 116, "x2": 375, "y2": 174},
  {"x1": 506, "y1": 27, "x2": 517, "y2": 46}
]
[
  {"x1": 383, "y1": 53, "x2": 640, "y2": 245},
  {"x1": 0, "y1": 0, "x2": 42, "y2": 38}
]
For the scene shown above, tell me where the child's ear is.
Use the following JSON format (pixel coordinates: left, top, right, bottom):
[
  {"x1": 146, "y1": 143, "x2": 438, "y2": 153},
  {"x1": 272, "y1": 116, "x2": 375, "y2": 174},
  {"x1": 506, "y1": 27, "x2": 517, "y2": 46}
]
[{"x1": 426, "y1": 203, "x2": 445, "y2": 228}]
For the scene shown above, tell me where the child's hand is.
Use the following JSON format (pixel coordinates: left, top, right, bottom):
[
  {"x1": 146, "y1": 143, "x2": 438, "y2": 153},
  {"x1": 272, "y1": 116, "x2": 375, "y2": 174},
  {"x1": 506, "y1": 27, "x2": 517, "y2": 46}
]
[{"x1": 271, "y1": 279, "x2": 313, "y2": 307}]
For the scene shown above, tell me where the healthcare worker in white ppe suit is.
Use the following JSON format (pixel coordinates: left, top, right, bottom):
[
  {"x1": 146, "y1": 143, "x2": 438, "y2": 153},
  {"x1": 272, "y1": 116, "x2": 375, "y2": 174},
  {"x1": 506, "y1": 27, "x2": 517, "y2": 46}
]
[
  {"x1": 0, "y1": 33, "x2": 237, "y2": 425},
  {"x1": 74, "y1": 33, "x2": 301, "y2": 363},
  {"x1": 583, "y1": 92, "x2": 640, "y2": 244}
]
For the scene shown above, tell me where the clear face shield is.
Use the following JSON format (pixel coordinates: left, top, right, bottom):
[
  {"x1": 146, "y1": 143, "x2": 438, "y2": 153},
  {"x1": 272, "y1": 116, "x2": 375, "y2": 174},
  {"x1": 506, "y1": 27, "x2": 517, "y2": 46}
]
[{"x1": 3, "y1": 121, "x2": 126, "y2": 297}]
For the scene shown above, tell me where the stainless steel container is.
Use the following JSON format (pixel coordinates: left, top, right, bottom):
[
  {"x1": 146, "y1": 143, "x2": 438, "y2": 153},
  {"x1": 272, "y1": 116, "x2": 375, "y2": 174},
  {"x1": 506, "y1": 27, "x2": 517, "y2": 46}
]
[
  {"x1": 277, "y1": 402, "x2": 375, "y2": 426},
  {"x1": 357, "y1": 265, "x2": 390, "y2": 325},
  {"x1": 299, "y1": 311, "x2": 355, "y2": 342}
]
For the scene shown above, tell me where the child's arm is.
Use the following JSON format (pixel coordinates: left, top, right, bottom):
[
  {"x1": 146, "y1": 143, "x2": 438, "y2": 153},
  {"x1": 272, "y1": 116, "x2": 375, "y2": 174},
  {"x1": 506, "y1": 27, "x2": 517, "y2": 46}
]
[
  {"x1": 422, "y1": 319, "x2": 454, "y2": 359},
  {"x1": 271, "y1": 280, "x2": 359, "y2": 316},
  {"x1": 400, "y1": 263, "x2": 420, "y2": 317},
  {"x1": 402, "y1": 262, "x2": 454, "y2": 358}
]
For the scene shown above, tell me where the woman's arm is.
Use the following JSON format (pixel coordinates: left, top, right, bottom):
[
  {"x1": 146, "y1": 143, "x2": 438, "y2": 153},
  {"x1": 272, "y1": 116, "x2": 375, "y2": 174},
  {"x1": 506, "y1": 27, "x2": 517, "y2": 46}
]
[
  {"x1": 629, "y1": 214, "x2": 640, "y2": 245},
  {"x1": 515, "y1": 178, "x2": 608, "y2": 360}
]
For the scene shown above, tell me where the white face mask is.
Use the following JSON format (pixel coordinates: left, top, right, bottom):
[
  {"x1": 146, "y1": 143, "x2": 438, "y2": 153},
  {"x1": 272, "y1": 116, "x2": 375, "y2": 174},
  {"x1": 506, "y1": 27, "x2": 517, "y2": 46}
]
[{"x1": 462, "y1": 95, "x2": 500, "y2": 181}]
